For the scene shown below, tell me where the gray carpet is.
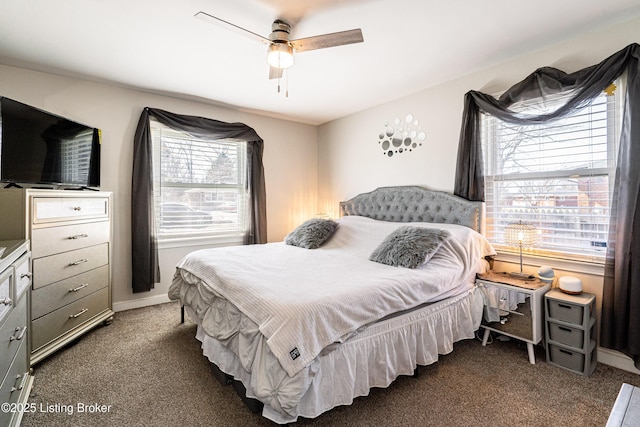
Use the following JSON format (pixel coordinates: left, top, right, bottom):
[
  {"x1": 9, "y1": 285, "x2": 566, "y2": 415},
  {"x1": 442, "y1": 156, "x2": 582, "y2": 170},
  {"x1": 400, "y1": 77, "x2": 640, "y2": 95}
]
[{"x1": 22, "y1": 301, "x2": 640, "y2": 427}]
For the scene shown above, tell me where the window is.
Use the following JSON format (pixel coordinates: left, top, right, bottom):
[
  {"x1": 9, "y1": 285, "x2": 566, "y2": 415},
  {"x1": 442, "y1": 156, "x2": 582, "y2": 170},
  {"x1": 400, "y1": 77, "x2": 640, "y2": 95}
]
[
  {"x1": 481, "y1": 82, "x2": 622, "y2": 261},
  {"x1": 150, "y1": 119, "x2": 248, "y2": 241}
]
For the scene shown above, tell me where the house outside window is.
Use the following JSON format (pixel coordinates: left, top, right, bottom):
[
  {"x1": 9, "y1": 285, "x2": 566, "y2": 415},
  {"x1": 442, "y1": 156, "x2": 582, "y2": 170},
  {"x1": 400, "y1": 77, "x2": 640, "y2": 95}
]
[
  {"x1": 481, "y1": 81, "x2": 622, "y2": 262},
  {"x1": 150, "y1": 119, "x2": 248, "y2": 242}
]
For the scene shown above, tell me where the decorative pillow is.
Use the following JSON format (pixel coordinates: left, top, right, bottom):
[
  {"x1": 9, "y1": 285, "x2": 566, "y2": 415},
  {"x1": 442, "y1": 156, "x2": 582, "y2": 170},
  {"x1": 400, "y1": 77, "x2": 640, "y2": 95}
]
[
  {"x1": 369, "y1": 226, "x2": 451, "y2": 268},
  {"x1": 285, "y1": 218, "x2": 339, "y2": 249}
]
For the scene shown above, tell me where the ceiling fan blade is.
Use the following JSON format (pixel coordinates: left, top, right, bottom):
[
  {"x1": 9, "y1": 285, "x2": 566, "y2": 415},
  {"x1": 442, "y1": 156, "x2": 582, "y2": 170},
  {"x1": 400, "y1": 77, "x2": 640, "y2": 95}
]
[
  {"x1": 269, "y1": 66, "x2": 284, "y2": 80},
  {"x1": 290, "y1": 28, "x2": 363, "y2": 52},
  {"x1": 195, "y1": 12, "x2": 271, "y2": 45}
]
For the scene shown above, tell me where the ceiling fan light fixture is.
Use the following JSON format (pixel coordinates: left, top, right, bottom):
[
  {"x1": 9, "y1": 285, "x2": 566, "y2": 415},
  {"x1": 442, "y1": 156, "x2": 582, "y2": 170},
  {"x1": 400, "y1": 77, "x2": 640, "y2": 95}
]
[{"x1": 267, "y1": 43, "x2": 294, "y2": 69}]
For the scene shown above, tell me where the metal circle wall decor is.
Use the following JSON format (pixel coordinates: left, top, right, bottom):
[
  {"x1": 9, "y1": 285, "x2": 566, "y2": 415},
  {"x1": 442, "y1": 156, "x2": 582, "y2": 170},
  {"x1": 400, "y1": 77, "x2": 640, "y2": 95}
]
[{"x1": 378, "y1": 114, "x2": 425, "y2": 157}]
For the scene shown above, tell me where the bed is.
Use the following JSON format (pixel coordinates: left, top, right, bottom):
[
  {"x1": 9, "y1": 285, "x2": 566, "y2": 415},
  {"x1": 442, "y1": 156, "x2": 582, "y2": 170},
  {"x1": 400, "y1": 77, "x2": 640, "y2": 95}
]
[{"x1": 168, "y1": 186, "x2": 496, "y2": 424}]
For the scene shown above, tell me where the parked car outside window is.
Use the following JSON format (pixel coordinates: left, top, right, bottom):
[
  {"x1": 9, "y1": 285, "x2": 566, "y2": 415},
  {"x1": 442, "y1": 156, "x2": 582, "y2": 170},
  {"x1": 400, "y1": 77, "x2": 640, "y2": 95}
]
[{"x1": 159, "y1": 203, "x2": 213, "y2": 229}]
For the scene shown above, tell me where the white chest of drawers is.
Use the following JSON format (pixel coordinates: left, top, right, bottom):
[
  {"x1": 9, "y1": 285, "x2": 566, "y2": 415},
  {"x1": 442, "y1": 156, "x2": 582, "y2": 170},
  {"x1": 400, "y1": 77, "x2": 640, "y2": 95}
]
[
  {"x1": 0, "y1": 239, "x2": 33, "y2": 427},
  {"x1": 0, "y1": 189, "x2": 113, "y2": 365}
]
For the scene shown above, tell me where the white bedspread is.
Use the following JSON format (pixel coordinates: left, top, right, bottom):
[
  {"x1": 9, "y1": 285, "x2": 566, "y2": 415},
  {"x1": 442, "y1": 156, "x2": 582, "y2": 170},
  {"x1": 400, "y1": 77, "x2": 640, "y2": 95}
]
[{"x1": 172, "y1": 216, "x2": 495, "y2": 377}]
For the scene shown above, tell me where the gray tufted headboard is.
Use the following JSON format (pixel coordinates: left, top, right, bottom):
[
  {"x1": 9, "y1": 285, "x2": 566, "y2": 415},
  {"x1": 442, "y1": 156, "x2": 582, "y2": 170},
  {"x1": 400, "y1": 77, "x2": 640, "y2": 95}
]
[{"x1": 339, "y1": 186, "x2": 485, "y2": 234}]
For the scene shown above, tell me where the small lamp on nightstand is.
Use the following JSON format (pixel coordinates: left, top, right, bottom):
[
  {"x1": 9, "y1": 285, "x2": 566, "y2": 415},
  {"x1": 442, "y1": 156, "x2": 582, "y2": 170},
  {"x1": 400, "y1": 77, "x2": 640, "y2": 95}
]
[{"x1": 504, "y1": 220, "x2": 536, "y2": 279}]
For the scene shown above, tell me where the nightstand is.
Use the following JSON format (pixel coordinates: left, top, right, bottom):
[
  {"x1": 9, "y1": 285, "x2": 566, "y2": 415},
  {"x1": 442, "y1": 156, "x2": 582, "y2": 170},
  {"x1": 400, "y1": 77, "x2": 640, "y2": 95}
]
[
  {"x1": 545, "y1": 288, "x2": 597, "y2": 376},
  {"x1": 476, "y1": 271, "x2": 551, "y2": 364}
]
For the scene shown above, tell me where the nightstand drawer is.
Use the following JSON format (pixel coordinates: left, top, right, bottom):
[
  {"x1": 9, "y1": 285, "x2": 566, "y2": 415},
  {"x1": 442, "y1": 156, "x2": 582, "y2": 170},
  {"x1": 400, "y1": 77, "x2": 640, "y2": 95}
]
[
  {"x1": 547, "y1": 299, "x2": 585, "y2": 325},
  {"x1": 549, "y1": 344, "x2": 585, "y2": 372},
  {"x1": 548, "y1": 343, "x2": 596, "y2": 374},
  {"x1": 548, "y1": 322, "x2": 584, "y2": 349}
]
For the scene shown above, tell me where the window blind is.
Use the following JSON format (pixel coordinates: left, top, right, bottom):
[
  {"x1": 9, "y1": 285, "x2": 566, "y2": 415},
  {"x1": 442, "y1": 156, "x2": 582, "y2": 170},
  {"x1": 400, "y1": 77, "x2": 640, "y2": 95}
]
[
  {"x1": 150, "y1": 121, "x2": 248, "y2": 239},
  {"x1": 482, "y1": 87, "x2": 620, "y2": 260}
]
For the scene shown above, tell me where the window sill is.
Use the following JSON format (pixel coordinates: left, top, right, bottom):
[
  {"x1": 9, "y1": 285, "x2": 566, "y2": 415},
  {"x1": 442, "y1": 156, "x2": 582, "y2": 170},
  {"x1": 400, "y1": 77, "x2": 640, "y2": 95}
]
[
  {"x1": 494, "y1": 250, "x2": 605, "y2": 277},
  {"x1": 158, "y1": 233, "x2": 244, "y2": 250}
]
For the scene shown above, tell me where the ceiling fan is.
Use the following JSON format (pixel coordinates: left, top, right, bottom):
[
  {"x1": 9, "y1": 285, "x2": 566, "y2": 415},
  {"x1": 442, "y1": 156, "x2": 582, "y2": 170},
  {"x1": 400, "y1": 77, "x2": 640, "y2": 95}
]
[{"x1": 195, "y1": 11, "x2": 364, "y2": 86}]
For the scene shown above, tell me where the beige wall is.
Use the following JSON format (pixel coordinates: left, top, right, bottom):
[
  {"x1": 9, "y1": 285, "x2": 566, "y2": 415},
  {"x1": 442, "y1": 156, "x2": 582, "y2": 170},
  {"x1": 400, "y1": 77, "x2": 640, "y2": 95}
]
[
  {"x1": 317, "y1": 15, "x2": 640, "y2": 373},
  {"x1": 0, "y1": 65, "x2": 318, "y2": 307}
]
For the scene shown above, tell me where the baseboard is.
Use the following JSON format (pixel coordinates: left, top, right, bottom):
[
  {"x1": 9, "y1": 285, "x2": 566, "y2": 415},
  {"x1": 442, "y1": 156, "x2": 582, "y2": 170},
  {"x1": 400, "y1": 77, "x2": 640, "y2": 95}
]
[
  {"x1": 598, "y1": 347, "x2": 640, "y2": 375},
  {"x1": 113, "y1": 293, "x2": 171, "y2": 312}
]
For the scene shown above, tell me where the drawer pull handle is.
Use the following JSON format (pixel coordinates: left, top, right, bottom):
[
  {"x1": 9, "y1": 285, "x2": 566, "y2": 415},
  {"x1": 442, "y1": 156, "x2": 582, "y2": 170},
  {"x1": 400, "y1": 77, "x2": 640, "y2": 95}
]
[
  {"x1": 558, "y1": 303, "x2": 572, "y2": 309},
  {"x1": 69, "y1": 308, "x2": 89, "y2": 319},
  {"x1": 68, "y1": 234, "x2": 89, "y2": 240},
  {"x1": 69, "y1": 283, "x2": 89, "y2": 293},
  {"x1": 559, "y1": 348, "x2": 573, "y2": 356},
  {"x1": 558, "y1": 326, "x2": 573, "y2": 332},
  {"x1": 10, "y1": 373, "x2": 28, "y2": 393},
  {"x1": 10, "y1": 326, "x2": 27, "y2": 341},
  {"x1": 73, "y1": 206, "x2": 82, "y2": 211},
  {"x1": 20, "y1": 272, "x2": 33, "y2": 279},
  {"x1": 1, "y1": 297, "x2": 12, "y2": 306},
  {"x1": 68, "y1": 259, "x2": 88, "y2": 266}
]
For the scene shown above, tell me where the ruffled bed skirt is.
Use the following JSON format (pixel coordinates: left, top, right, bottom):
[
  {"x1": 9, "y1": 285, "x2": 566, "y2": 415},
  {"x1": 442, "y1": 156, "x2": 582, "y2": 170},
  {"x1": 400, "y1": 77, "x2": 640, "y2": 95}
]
[{"x1": 192, "y1": 287, "x2": 484, "y2": 424}]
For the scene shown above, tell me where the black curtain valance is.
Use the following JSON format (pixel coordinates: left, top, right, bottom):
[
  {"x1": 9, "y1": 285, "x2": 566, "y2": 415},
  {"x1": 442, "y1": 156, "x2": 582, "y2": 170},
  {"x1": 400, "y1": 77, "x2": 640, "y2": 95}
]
[
  {"x1": 454, "y1": 43, "x2": 640, "y2": 202},
  {"x1": 131, "y1": 108, "x2": 267, "y2": 293}
]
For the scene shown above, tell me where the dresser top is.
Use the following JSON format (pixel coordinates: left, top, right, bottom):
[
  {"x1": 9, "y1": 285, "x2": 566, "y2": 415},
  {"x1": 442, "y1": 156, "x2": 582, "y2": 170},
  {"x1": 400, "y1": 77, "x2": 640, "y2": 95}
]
[{"x1": 0, "y1": 239, "x2": 29, "y2": 271}]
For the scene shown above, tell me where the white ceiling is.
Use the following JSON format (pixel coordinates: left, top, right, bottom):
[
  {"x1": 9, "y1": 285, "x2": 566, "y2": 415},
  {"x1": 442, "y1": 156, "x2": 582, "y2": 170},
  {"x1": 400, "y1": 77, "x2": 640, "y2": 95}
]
[{"x1": 1, "y1": 0, "x2": 640, "y2": 125}]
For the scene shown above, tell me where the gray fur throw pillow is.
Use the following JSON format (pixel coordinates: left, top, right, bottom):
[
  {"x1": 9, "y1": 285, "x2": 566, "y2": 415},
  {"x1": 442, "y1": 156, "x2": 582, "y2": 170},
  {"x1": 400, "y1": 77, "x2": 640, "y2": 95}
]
[
  {"x1": 285, "y1": 218, "x2": 339, "y2": 249},
  {"x1": 369, "y1": 226, "x2": 451, "y2": 268}
]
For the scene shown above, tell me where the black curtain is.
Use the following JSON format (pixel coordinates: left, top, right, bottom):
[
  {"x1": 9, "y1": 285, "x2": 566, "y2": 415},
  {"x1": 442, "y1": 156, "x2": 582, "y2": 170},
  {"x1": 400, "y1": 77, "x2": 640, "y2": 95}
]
[
  {"x1": 131, "y1": 107, "x2": 267, "y2": 293},
  {"x1": 453, "y1": 43, "x2": 640, "y2": 366}
]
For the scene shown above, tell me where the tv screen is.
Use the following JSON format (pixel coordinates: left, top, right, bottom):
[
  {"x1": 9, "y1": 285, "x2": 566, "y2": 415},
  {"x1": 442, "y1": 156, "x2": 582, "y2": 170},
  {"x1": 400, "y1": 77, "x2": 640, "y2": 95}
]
[{"x1": 0, "y1": 97, "x2": 100, "y2": 188}]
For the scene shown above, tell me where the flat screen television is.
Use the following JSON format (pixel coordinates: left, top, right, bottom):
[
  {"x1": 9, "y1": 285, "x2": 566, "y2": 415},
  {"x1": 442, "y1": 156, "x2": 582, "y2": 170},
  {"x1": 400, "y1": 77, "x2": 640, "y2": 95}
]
[{"x1": 0, "y1": 96, "x2": 101, "y2": 189}]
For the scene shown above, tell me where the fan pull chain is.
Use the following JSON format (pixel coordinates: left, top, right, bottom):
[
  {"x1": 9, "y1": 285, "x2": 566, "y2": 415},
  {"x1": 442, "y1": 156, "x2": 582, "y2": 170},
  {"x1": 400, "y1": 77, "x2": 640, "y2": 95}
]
[
  {"x1": 277, "y1": 54, "x2": 282, "y2": 94},
  {"x1": 275, "y1": 69, "x2": 288, "y2": 97}
]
